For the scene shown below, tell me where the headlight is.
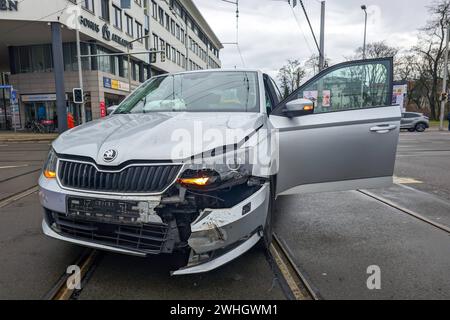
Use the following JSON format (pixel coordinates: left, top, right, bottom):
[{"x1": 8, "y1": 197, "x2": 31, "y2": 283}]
[
  {"x1": 177, "y1": 148, "x2": 253, "y2": 191},
  {"x1": 43, "y1": 149, "x2": 58, "y2": 179}
]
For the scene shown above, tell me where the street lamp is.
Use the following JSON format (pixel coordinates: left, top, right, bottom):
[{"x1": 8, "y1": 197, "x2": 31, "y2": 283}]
[
  {"x1": 361, "y1": 5, "x2": 368, "y2": 60},
  {"x1": 127, "y1": 35, "x2": 150, "y2": 93}
]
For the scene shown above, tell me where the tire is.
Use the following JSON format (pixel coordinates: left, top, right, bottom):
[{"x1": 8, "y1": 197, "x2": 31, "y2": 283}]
[
  {"x1": 415, "y1": 123, "x2": 427, "y2": 133},
  {"x1": 259, "y1": 177, "x2": 275, "y2": 251}
]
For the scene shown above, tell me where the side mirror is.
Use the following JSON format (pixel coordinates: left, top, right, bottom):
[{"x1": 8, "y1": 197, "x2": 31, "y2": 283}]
[
  {"x1": 283, "y1": 99, "x2": 314, "y2": 117},
  {"x1": 107, "y1": 105, "x2": 119, "y2": 115}
]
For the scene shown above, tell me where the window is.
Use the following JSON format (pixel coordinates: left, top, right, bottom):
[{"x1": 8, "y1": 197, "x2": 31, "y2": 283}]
[
  {"x1": 269, "y1": 77, "x2": 283, "y2": 103},
  {"x1": 136, "y1": 22, "x2": 143, "y2": 42},
  {"x1": 100, "y1": 0, "x2": 110, "y2": 21},
  {"x1": 181, "y1": 54, "x2": 185, "y2": 68},
  {"x1": 180, "y1": 28, "x2": 185, "y2": 44},
  {"x1": 171, "y1": 19, "x2": 176, "y2": 36},
  {"x1": 125, "y1": 14, "x2": 133, "y2": 36},
  {"x1": 165, "y1": 13, "x2": 170, "y2": 30},
  {"x1": 166, "y1": 43, "x2": 171, "y2": 60},
  {"x1": 114, "y1": 72, "x2": 260, "y2": 114},
  {"x1": 83, "y1": 0, "x2": 94, "y2": 12},
  {"x1": 158, "y1": 7, "x2": 164, "y2": 25},
  {"x1": 176, "y1": 24, "x2": 180, "y2": 40},
  {"x1": 286, "y1": 60, "x2": 391, "y2": 114},
  {"x1": 171, "y1": 47, "x2": 176, "y2": 62},
  {"x1": 153, "y1": 34, "x2": 159, "y2": 50},
  {"x1": 176, "y1": 51, "x2": 181, "y2": 66},
  {"x1": 113, "y1": 5, "x2": 122, "y2": 30},
  {"x1": 152, "y1": 1, "x2": 157, "y2": 19},
  {"x1": 160, "y1": 39, "x2": 165, "y2": 55},
  {"x1": 135, "y1": 0, "x2": 142, "y2": 7}
]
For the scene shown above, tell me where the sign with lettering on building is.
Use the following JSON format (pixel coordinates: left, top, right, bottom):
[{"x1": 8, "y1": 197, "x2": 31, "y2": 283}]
[
  {"x1": 0, "y1": 0, "x2": 18, "y2": 11},
  {"x1": 103, "y1": 77, "x2": 130, "y2": 92}
]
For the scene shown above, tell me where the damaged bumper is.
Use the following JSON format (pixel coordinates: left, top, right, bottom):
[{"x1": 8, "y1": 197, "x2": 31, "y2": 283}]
[{"x1": 39, "y1": 174, "x2": 270, "y2": 275}]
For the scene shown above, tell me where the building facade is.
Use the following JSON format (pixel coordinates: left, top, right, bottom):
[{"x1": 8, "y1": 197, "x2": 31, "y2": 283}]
[{"x1": 0, "y1": 0, "x2": 222, "y2": 131}]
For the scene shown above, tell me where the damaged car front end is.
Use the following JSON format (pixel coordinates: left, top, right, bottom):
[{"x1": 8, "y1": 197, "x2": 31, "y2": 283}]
[
  {"x1": 39, "y1": 70, "x2": 275, "y2": 275},
  {"x1": 39, "y1": 145, "x2": 271, "y2": 275}
]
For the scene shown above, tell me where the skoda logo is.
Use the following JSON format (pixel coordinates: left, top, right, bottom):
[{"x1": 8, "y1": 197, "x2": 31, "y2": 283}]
[{"x1": 103, "y1": 149, "x2": 117, "y2": 162}]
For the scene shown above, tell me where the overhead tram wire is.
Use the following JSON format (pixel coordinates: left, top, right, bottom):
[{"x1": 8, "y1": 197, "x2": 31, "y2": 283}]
[
  {"x1": 219, "y1": 0, "x2": 246, "y2": 68},
  {"x1": 298, "y1": 0, "x2": 321, "y2": 56},
  {"x1": 288, "y1": 4, "x2": 314, "y2": 57}
]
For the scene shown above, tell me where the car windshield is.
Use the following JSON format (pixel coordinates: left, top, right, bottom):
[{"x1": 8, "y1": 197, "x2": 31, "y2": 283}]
[{"x1": 115, "y1": 71, "x2": 260, "y2": 114}]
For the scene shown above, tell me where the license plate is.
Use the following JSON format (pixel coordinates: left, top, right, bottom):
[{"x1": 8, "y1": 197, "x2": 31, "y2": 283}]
[{"x1": 67, "y1": 197, "x2": 141, "y2": 223}]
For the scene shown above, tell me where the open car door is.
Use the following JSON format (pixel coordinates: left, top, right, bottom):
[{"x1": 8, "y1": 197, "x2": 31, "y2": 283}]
[{"x1": 269, "y1": 58, "x2": 401, "y2": 196}]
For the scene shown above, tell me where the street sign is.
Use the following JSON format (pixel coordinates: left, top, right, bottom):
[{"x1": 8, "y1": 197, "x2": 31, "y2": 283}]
[
  {"x1": 73, "y1": 88, "x2": 84, "y2": 104},
  {"x1": 11, "y1": 90, "x2": 17, "y2": 102}
]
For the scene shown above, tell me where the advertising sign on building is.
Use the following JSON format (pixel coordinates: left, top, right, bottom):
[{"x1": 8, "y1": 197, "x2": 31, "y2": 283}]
[{"x1": 103, "y1": 77, "x2": 130, "y2": 92}]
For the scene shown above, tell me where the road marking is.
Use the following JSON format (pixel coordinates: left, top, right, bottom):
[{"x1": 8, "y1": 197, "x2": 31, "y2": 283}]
[
  {"x1": 0, "y1": 165, "x2": 29, "y2": 169},
  {"x1": 270, "y1": 234, "x2": 318, "y2": 300},
  {"x1": 394, "y1": 176, "x2": 423, "y2": 184},
  {"x1": 0, "y1": 185, "x2": 39, "y2": 208}
]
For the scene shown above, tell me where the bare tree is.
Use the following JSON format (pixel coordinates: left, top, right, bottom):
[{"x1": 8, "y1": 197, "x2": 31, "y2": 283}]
[
  {"x1": 412, "y1": 0, "x2": 450, "y2": 120},
  {"x1": 355, "y1": 41, "x2": 399, "y2": 59},
  {"x1": 277, "y1": 59, "x2": 306, "y2": 98},
  {"x1": 304, "y1": 54, "x2": 332, "y2": 76}
]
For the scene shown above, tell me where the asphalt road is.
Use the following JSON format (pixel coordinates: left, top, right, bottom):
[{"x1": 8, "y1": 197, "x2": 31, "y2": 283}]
[{"x1": 0, "y1": 130, "x2": 449, "y2": 300}]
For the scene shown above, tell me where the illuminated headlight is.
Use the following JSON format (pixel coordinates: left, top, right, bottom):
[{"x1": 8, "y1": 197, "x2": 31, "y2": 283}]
[
  {"x1": 177, "y1": 148, "x2": 253, "y2": 191},
  {"x1": 43, "y1": 149, "x2": 58, "y2": 179}
]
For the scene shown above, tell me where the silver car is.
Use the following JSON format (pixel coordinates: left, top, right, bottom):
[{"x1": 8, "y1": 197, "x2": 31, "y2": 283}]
[
  {"x1": 400, "y1": 112, "x2": 430, "y2": 132},
  {"x1": 39, "y1": 58, "x2": 400, "y2": 275}
]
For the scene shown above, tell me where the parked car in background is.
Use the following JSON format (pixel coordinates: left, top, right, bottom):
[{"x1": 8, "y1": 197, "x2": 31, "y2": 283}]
[{"x1": 400, "y1": 112, "x2": 429, "y2": 132}]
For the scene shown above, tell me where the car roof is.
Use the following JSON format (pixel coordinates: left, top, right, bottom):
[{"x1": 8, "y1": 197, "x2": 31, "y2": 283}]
[{"x1": 154, "y1": 69, "x2": 263, "y2": 77}]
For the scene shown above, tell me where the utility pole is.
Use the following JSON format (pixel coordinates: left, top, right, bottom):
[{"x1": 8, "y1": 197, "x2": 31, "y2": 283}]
[
  {"x1": 75, "y1": 1, "x2": 86, "y2": 124},
  {"x1": 319, "y1": 1, "x2": 325, "y2": 71},
  {"x1": 440, "y1": 24, "x2": 450, "y2": 131},
  {"x1": 127, "y1": 35, "x2": 152, "y2": 93}
]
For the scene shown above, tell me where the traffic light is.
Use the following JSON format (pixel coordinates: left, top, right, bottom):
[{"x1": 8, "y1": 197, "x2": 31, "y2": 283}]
[
  {"x1": 161, "y1": 51, "x2": 166, "y2": 63},
  {"x1": 150, "y1": 50, "x2": 157, "y2": 64},
  {"x1": 73, "y1": 88, "x2": 84, "y2": 104}
]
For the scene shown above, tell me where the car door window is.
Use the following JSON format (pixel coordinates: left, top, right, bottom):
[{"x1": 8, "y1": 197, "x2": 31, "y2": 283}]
[
  {"x1": 263, "y1": 75, "x2": 276, "y2": 114},
  {"x1": 276, "y1": 59, "x2": 392, "y2": 115},
  {"x1": 269, "y1": 77, "x2": 283, "y2": 103}
]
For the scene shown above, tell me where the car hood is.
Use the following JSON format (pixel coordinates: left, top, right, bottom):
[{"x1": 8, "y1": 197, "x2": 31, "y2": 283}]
[{"x1": 53, "y1": 112, "x2": 265, "y2": 165}]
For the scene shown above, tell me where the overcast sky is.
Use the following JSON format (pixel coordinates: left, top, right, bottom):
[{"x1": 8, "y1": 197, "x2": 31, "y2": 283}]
[{"x1": 193, "y1": 0, "x2": 436, "y2": 79}]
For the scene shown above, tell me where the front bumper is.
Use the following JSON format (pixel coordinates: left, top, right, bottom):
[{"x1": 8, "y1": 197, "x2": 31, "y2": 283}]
[{"x1": 39, "y1": 175, "x2": 270, "y2": 274}]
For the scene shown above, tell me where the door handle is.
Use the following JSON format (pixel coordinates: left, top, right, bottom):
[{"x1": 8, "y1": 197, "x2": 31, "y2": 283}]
[{"x1": 370, "y1": 125, "x2": 397, "y2": 134}]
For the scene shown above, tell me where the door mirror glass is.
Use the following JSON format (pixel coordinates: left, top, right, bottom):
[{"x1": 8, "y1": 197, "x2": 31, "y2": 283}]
[
  {"x1": 283, "y1": 98, "x2": 314, "y2": 117},
  {"x1": 107, "y1": 105, "x2": 119, "y2": 115}
]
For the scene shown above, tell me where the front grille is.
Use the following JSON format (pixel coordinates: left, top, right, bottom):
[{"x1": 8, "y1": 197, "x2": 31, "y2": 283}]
[
  {"x1": 48, "y1": 211, "x2": 169, "y2": 255},
  {"x1": 58, "y1": 160, "x2": 182, "y2": 194}
]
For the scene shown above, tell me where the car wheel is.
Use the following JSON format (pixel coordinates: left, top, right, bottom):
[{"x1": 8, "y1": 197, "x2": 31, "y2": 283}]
[
  {"x1": 259, "y1": 177, "x2": 275, "y2": 251},
  {"x1": 408, "y1": 128, "x2": 416, "y2": 132},
  {"x1": 416, "y1": 123, "x2": 427, "y2": 132}
]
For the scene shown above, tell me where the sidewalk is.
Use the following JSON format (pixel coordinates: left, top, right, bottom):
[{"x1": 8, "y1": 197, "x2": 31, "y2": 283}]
[{"x1": 0, "y1": 131, "x2": 58, "y2": 143}]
